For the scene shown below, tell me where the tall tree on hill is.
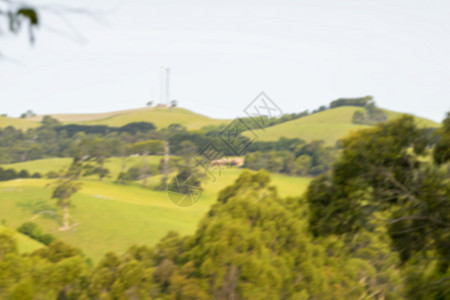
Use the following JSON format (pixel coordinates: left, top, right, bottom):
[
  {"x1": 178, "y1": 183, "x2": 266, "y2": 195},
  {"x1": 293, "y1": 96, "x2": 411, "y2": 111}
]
[
  {"x1": 128, "y1": 139, "x2": 164, "y2": 186},
  {"x1": 158, "y1": 140, "x2": 170, "y2": 190},
  {"x1": 82, "y1": 137, "x2": 111, "y2": 181},
  {"x1": 51, "y1": 162, "x2": 82, "y2": 231}
]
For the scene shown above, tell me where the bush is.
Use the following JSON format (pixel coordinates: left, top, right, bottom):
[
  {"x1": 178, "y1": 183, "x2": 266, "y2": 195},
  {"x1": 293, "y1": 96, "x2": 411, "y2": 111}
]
[
  {"x1": 116, "y1": 166, "x2": 142, "y2": 184},
  {"x1": 46, "y1": 171, "x2": 59, "y2": 179},
  {"x1": 31, "y1": 172, "x2": 42, "y2": 178},
  {"x1": 39, "y1": 233, "x2": 55, "y2": 246},
  {"x1": 127, "y1": 166, "x2": 142, "y2": 181},
  {"x1": 17, "y1": 222, "x2": 41, "y2": 237},
  {"x1": 18, "y1": 169, "x2": 30, "y2": 178},
  {"x1": 0, "y1": 168, "x2": 18, "y2": 181},
  {"x1": 17, "y1": 222, "x2": 55, "y2": 246}
]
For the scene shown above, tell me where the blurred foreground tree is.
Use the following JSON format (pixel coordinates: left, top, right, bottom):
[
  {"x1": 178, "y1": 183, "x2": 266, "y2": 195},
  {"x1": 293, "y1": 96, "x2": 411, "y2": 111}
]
[
  {"x1": 0, "y1": 0, "x2": 39, "y2": 45},
  {"x1": 307, "y1": 114, "x2": 450, "y2": 299}
]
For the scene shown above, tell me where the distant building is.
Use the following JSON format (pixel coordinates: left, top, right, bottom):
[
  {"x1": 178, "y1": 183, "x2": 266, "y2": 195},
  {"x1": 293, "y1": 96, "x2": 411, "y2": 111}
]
[{"x1": 211, "y1": 157, "x2": 245, "y2": 167}]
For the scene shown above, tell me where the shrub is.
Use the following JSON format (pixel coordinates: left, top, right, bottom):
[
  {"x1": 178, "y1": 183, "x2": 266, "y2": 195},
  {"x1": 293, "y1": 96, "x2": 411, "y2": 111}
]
[
  {"x1": 31, "y1": 172, "x2": 42, "y2": 178},
  {"x1": 46, "y1": 171, "x2": 59, "y2": 179},
  {"x1": 18, "y1": 169, "x2": 30, "y2": 178},
  {"x1": 17, "y1": 222, "x2": 56, "y2": 246}
]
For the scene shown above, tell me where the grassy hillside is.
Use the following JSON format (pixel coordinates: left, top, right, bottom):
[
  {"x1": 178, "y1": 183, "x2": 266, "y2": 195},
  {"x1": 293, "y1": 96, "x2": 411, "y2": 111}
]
[
  {"x1": 246, "y1": 106, "x2": 440, "y2": 145},
  {"x1": 247, "y1": 106, "x2": 369, "y2": 145},
  {"x1": 26, "y1": 107, "x2": 145, "y2": 123},
  {"x1": 28, "y1": 107, "x2": 231, "y2": 130},
  {"x1": 0, "y1": 116, "x2": 40, "y2": 130},
  {"x1": 82, "y1": 107, "x2": 231, "y2": 130},
  {"x1": 0, "y1": 161, "x2": 311, "y2": 262},
  {"x1": 0, "y1": 224, "x2": 45, "y2": 253}
]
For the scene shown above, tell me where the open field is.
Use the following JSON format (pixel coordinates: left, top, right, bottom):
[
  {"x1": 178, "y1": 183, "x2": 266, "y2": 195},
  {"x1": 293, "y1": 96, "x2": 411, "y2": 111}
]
[
  {"x1": 0, "y1": 224, "x2": 45, "y2": 253},
  {"x1": 246, "y1": 106, "x2": 440, "y2": 145},
  {"x1": 0, "y1": 116, "x2": 40, "y2": 130},
  {"x1": 247, "y1": 107, "x2": 370, "y2": 145},
  {"x1": 0, "y1": 161, "x2": 311, "y2": 262}
]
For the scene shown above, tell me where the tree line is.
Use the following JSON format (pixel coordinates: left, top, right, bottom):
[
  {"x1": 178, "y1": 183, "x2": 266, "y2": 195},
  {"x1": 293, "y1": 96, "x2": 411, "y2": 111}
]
[{"x1": 244, "y1": 139, "x2": 337, "y2": 176}]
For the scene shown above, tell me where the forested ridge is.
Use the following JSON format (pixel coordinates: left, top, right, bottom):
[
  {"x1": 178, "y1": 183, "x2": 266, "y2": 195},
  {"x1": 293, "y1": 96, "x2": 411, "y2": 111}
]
[{"x1": 0, "y1": 113, "x2": 448, "y2": 299}]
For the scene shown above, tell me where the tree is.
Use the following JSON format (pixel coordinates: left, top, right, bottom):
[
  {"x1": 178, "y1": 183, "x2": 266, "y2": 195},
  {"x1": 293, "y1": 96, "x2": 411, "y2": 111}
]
[
  {"x1": 330, "y1": 96, "x2": 373, "y2": 108},
  {"x1": 40, "y1": 115, "x2": 60, "y2": 127},
  {"x1": 351, "y1": 110, "x2": 366, "y2": 124},
  {"x1": 17, "y1": 222, "x2": 55, "y2": 245},
  {"x1": 433, "y1": 111, "x2": 450, "y2": 165},
  {"x1": 158, "y1": 140, "x2": 171, "y2": 190},
  {"x1": 128, "y1": 139, "x2": 164, "y2": 186},
  {"x1": 295, "y1": 155, "x2": 311, "y2": 175},
  {"x1": 51, "y1": 163, "x2": 82, "y2": 231},
  {"x1": 82, "y1": 137, "x2": 112, "y2": 181},
  {"x1": 19, "y1": 109, "x2": 36, "y2": 118},
  {"x1": 161, "y1": 170, "x2": 403, "y2": 299},
  {"x1": 307, "y1": 115, "x2": 450, "y2": 297},
  {"x1": 178, "y1": 140, "x2": 197, "y2": 166}
]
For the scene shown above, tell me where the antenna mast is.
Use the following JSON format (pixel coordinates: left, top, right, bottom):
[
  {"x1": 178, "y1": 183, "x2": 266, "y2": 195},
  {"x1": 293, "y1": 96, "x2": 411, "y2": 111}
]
[
  {"x1": 165, "y1": 67, "x2": 170, "y2": 106},
  {"x1": 160, "y1": 67, "x2": 165, "y2": 105}
]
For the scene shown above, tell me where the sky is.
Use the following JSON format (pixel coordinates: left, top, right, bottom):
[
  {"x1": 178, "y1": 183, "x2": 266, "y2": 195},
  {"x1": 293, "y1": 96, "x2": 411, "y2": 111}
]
[{"x1": 1, "y1": 0, "x2": 449, "y2": 122}]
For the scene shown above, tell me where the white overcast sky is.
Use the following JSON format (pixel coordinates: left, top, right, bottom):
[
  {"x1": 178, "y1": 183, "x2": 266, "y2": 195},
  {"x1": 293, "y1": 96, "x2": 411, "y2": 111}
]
[{"x1": 1, "y1": 0, "x2": 449, "y2": 122}]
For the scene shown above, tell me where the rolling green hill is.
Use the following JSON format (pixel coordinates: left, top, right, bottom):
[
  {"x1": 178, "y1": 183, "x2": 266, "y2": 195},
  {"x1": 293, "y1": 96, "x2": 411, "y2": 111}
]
[
  {"x1": 247, "y1": 107, "x2": 370, "y2": 145},
  {"x1": 246, "y1": 106, "x2": 440, "y2": 145},
  {"x1": 26, "y1": 107, "x2": 231, "y2": 130},
  {"x1": 0, "y1": 159, "x2": 311, "y2": 261},
  {"x1": 3, "y1": 105, "x2": 439, "y2": 137},
  {"x1": 0, "y1": 225, "x2": 45, "y2": 253}
]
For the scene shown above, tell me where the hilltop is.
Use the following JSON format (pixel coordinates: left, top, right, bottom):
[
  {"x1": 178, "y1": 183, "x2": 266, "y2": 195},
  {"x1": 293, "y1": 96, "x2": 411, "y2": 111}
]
[
  {"x1": 0, "y1": 115, "x2": 40, "y2": 130},
  {"x1": 17, "y1": 107, "x2": 231, "y2": 130}
]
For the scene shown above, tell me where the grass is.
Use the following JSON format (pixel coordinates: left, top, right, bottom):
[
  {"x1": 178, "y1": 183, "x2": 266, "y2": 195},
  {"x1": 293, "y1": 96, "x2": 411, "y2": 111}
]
[
  {"x1": 82, "y1": 107, "x2": 231, "y2": 130},
  {"x1": 0, "y1": 224, "x2": 45, "y2": 253},
  {"x1": 0, "y1": 116, "x2": 40, "y2": 130},
  {"x1": 383, "y1": 109, "x2": 440, "y2": 128},
  {"x1": 247, "y1": 107, "x2": 370, "y2": 145},
  {"x1": 246, "y1": 106, "x2": 440, "y2": 145},
  {"x1": 0, "y1": 161, "x2": 311, "y2": 262},
  {"x1": 27, "y1": 107, "x2": 231, "y2": 131}
]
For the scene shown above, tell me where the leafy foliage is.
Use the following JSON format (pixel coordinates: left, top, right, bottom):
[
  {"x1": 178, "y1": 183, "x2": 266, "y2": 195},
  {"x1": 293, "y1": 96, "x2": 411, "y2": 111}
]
[
  {"x1": 307, "y1": 115, "x2": 450, "y2": 298},
  {"x1": 244, "y1": 140, "x2": 337, "y2": 176},
  {"x1": 17, "y1": 222, "x2": 55, "y2": 246},
  {"x1": 352, "y1": 102, "x2": 387, "y2": 125},
  {"x1": 1, "y1": 2, "x2": 39, "y2": 44}
]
